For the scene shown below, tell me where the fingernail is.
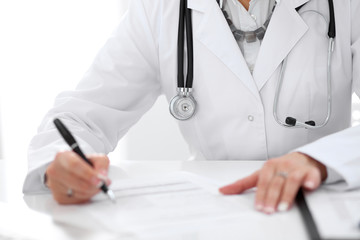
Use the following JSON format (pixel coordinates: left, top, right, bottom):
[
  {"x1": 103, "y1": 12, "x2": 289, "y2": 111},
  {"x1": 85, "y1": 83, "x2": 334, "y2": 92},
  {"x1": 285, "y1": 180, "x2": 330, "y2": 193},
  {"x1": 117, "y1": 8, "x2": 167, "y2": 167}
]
[
  {"x1": 91, "y1": 176, "x2": 101, "y2": 186},
  {"x1": 255, "y1": 204, "x2": 264, "y2": 211},
  {"x1": 277, "y1": 202, "x2": 289, "y2": 212},
  {"x1": 304, "y1": 181, "x2": 315, "y2": 189},
  {"x1": 264, "y1": 206, "x2": 275, "y2": 214},
  {"x1": 97, "y1": 173, "x2": 109, "y2": 182},
  {"x1": 100, "y1": 169, "x2": 108, "y2": 176}
]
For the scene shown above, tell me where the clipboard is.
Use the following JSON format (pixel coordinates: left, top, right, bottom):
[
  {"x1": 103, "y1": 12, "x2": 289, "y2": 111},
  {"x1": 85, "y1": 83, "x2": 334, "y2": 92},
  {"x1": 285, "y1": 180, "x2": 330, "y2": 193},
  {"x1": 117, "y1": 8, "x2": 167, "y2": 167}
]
[
  {"x1": 296, "y1": 189, "x2": 360, "y2": 240},
  {"x1": 296, "y1": 189, "x2": 321, "y2": 240}
]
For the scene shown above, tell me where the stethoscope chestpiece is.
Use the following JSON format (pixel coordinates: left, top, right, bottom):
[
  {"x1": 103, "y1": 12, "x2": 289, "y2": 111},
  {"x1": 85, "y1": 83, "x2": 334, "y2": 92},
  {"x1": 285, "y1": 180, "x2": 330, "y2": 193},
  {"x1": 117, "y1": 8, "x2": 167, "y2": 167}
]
[{"x1": 169, "y1": 88, "x2": 197, "y2": 121}]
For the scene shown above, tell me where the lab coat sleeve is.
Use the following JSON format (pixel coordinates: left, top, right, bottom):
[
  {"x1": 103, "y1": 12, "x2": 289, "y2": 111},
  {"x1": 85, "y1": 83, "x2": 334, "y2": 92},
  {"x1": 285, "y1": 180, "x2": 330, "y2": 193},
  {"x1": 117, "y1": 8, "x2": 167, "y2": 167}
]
[
  {"x1": 296, "y1": 0, "x2": 360, "y2": 191},
  {"x1": 23, "y1": 0, "x2": 162, "y2": 194}
]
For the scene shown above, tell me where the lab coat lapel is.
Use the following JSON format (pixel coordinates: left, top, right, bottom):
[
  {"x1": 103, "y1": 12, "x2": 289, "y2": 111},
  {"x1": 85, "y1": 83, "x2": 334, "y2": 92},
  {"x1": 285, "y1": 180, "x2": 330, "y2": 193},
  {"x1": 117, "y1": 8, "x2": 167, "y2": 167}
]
[
  {"x1": 253, "y1": 0, "x2": 310, "y2": 91},
  {"x1": 188, "y1": 0, "x2": 261, "y2": 101}
]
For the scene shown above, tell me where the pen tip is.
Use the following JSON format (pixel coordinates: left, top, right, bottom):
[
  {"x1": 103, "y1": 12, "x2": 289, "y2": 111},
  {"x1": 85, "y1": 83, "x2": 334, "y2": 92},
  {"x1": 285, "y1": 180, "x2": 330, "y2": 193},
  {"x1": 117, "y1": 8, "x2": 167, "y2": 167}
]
[{"x1": 107, "y1": 189, "x2": 116, "y2": 204}]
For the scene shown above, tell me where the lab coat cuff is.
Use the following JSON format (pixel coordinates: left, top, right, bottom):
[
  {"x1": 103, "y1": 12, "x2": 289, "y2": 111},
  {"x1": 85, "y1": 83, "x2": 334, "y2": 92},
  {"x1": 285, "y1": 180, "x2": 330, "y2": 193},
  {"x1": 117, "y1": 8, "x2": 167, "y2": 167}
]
[
  {"x1": 293, "y1": 150, "x2": 347, "y2": 187},
  {"x1": 22, "y1": 162, "x2": 51, "y2": 195},
  {"x1": 323, "y1": 166, "x2": 344, "y2": 184}
]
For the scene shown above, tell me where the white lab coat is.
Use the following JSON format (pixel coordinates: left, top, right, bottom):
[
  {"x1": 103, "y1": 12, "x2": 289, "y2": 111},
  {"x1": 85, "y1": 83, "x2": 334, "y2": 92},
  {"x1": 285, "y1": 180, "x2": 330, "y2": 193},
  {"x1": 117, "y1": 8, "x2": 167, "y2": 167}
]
[{"x1": 23, "y1": 0, "x2": 360, "y2": 193}]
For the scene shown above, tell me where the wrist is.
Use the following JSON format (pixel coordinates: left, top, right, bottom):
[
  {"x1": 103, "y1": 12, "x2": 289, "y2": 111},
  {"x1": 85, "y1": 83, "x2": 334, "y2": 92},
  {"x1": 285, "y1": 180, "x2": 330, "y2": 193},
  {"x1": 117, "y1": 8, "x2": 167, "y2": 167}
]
[{"x1": 296, "y1": 152, "x2": 328, "y2": 181}]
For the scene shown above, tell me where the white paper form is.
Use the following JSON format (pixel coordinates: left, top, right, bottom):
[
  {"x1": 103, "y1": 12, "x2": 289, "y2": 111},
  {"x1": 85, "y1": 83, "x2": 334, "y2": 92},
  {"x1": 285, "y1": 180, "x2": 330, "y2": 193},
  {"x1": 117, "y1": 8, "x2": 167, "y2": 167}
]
[
  {"x1": 49, "y1": 172, "x2": 252, "y2": 238},
  {"x1": 305, "y1": 186, "x2": 360, "y2": 239},
  {"x1": 49, "y1": 171, "x2": 308, "y2": 240},
  {"x1": 88, "y1": 172, "x2": 251, "y2": 237}
]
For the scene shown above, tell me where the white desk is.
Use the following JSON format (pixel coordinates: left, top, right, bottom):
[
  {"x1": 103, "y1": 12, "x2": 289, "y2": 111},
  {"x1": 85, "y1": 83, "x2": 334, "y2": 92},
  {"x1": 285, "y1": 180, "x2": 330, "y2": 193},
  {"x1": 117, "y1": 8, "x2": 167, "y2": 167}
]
[{"x1": 0, "y1": 160, "x2": 314, "y2": 240}]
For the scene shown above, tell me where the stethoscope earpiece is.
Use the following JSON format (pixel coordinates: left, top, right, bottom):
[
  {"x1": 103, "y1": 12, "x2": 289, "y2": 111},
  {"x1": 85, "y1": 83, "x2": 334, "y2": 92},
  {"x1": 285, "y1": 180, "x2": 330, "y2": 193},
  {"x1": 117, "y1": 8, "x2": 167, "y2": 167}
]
[
  {"x1": 305, "y1": 121, "x2": 316, "y2": 126},
  {"x1": 285, "y1": 117, "x2": 297, "y2": 126}
]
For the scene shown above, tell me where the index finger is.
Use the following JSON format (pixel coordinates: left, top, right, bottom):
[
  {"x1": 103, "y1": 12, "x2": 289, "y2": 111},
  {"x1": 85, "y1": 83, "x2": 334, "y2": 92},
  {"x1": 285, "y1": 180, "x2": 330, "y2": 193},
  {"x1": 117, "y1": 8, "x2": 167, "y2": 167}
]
[
  {"x1": 87, "y1": 154, "x2": 110, "y2": 173},
  {"x1": 59, "y1": 152, "x2": 101, "y2": 187},
  {"x1": 219, "y1": 170, "x2": 260, "y2": 194}
]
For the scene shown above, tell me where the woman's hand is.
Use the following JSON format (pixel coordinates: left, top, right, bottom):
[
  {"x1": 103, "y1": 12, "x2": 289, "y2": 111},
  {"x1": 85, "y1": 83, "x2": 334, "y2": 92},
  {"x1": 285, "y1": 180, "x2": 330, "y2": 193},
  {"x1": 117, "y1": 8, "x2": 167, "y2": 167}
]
[
  {"x1": 45, "y1": 151, "x2": 111, "y2": 204},
  {"x1": 219, "y1": 152, "x2": 327, "y2": 214}
]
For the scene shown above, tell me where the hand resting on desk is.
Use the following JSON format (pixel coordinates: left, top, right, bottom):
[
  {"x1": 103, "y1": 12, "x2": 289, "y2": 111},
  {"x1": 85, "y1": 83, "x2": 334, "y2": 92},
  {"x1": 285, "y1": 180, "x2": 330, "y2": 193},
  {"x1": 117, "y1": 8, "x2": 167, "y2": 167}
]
[
  {"x1": 45, "y1": 151, "x2": 111, "y2": 204},
  {"x1": 219, "y1": 152, "x2": 328, "y2": 214}
]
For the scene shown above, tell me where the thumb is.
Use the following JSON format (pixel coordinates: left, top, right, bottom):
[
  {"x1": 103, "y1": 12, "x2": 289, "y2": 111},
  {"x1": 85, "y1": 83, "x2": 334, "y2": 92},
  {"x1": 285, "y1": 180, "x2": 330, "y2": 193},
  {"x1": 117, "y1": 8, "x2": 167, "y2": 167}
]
[
  {"x1": 302, "y1": 167, "x2": 322, "y2": 191},
  {"x1": 219, "y1": 170, "x2": 259, "y2": 195}
]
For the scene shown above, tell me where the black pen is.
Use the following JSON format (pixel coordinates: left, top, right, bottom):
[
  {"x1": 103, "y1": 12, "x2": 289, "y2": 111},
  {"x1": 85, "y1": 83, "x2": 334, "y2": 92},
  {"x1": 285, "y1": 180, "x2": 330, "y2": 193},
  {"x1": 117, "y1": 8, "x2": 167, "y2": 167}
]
[{"x1": 53, "y1": 118, "x2": 116, "y2": 203}]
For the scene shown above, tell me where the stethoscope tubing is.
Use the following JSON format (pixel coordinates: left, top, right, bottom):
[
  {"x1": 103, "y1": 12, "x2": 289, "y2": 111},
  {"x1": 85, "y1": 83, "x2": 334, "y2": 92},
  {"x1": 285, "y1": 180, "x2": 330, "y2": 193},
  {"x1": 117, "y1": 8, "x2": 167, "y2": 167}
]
[
  {"x1": 177, "y1": 0, "x2": 186, "y2": 88},
  {"x1": 177, "y1": 0, "x2": 194, "y2": 89},
  {"x1": 273, "y1": 0, "x2": 335, "y2": 129},
  {"x1": 273, "y1": 37, "x2": 334, "y2": 129}
]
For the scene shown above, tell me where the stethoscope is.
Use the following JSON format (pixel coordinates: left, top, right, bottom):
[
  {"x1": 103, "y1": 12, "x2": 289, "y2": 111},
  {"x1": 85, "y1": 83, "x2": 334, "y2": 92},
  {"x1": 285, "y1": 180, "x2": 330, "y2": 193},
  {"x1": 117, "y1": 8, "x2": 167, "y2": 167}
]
[
  {"x1": 169, "y1": 0, "x2": 196, "y2": 120},
  {"x1": 170, "y1": 0, "x2": 336, "y2": 130}
]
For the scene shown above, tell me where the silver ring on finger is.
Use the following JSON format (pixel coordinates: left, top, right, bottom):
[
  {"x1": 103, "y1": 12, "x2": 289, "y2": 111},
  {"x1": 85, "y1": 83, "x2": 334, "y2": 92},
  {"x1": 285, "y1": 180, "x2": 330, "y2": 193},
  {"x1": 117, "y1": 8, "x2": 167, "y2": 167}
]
[
  {"x1": 67, "y1": 188, "x2": 74, "y2": 198},
  {"x1": 276, "y1": 171, "x2": 288, "y2": 179}
]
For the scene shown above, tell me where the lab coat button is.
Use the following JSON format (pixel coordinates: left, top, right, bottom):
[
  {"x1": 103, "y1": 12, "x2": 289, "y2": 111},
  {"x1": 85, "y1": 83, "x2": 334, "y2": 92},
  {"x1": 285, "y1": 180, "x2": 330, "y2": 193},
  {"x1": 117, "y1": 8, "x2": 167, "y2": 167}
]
[
  {"x1": 249, "y1": 65, "x2": 254, "y2": 73},
  {"x1": 251, "y1": 14, "x2": 257, "y2": 21},
  {"x1": 248, "y1": 115, "x2": 254, "y2": 121}
]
